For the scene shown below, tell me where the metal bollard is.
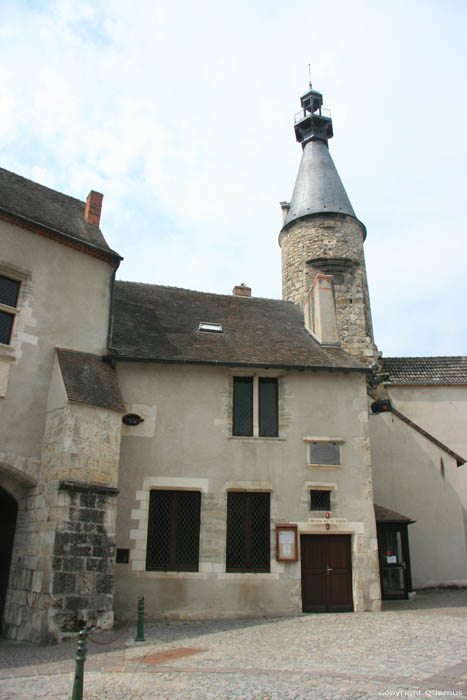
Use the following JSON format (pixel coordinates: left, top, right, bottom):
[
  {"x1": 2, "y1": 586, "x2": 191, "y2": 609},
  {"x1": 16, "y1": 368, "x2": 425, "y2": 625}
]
[
  {"x1": 135, "y1": 595, "x2": 145, "y2": 641},
  {"x1": 70, "y1": 629, "x2": 87, "y2": 700}
]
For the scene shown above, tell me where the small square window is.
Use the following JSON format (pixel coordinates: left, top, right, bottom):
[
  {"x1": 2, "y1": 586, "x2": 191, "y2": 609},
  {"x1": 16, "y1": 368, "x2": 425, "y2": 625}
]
[
  {"x1": 310, "y1": 490, "x2": 331, "y2": 511},
  {"x1": 310, "y1": 442, "x2": 340, "y2": 465}
]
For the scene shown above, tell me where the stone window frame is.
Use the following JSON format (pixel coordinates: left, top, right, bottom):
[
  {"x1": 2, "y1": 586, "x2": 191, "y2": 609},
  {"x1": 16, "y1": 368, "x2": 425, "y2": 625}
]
[
  {"x1": 230, "y1": 370, "x2": 283, "y2": 440},
  {"x1": 130, "y1": 476, "x2": 209, "y2": 574},
  {"x1": 303, "y1": 436, "x2": 345, "y2": 469},
  {"x1": 145, "y1": 489, "x2": 202, "y2": 572},
  {"x1": 306, "y1": 481, "x2": 337, "y2": 513}
]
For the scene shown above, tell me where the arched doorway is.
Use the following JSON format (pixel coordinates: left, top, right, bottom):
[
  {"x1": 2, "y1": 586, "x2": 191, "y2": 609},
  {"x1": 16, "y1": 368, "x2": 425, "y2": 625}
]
[{"x1": 0, "y1": 486, "x2": 18, "y2": 633}]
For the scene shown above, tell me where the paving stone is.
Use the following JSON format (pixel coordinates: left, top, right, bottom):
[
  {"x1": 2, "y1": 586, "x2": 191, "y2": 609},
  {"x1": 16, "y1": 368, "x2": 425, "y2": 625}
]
[{"x1": 0, "y1": 589, "x2": 465, "y2": 699}]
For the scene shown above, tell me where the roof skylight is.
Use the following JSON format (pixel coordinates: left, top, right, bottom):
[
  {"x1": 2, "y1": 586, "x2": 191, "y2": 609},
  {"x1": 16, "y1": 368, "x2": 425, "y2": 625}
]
[{"x1": 198, "y1": 322, "x2": 223, "y2": 333}]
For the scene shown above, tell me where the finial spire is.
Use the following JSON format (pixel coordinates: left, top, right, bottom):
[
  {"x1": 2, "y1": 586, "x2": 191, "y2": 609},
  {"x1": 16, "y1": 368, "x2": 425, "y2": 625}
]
[{"x1": 308, "y1": 64, "x2": 312, "y2": 89}]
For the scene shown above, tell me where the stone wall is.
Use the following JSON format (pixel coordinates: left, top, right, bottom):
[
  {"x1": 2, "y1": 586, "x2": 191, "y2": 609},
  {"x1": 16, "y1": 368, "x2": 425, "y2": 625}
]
[
  {"x1": 280, "y1": 213, "x2": 377, "y2": 363},
  {"x1": 3, "y1": 402, "x2": 122, "y2": 642}
]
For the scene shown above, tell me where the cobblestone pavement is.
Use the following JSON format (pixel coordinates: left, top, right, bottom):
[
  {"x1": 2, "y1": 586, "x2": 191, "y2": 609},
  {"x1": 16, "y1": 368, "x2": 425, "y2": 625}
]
[{"x1": 0, "y1": 589, "x2": 466, "y2": 700}]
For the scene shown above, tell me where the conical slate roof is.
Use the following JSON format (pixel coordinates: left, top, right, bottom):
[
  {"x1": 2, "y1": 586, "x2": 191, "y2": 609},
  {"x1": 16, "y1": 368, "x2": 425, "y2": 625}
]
[{"x1": 284, "y1": 139, "x2": 356, "y2": 227}]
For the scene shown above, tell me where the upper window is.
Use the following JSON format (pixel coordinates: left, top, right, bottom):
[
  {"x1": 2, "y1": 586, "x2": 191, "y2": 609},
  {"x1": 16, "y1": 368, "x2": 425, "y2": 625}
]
[
  {"x1": 233, "y1": 376, "x2": 278, "y2": 437},
  {"x1": 146, "y1": 490, "x2": 201, "y2": 572},
  {"x1": 226, "y1": 491, "x2": 270, "y2": 572},
  {"x1": 0, "y1": 275, "x2": 20, "y2": 345}
]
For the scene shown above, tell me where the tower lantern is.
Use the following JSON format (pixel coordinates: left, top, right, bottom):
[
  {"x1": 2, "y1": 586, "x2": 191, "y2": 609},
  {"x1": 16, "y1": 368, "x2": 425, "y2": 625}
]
[{"x1": 294, "y1": 86, "x2": 333, "y2": 145}]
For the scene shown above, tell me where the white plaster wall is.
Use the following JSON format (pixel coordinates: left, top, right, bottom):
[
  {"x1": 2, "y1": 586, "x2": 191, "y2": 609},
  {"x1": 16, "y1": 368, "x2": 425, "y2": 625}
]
[
  {"x1": 387, "y1": 385, "x2": 467, "y2": 509},
  {"x1": 370, "y1": 410, "x2": 467, "y2": 588},
  {"x1": 0, "y1": 219, "x2": 116, "y2": 468},
  {"x1": 114, "y1": 363, "x2": 380, "y2": 619}
]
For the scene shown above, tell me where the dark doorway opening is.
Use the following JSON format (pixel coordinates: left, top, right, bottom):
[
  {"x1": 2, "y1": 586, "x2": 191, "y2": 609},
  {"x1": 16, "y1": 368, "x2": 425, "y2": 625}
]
[
  {"x1": 375, "y1": 504, "x2": 414, "y2": 600},
  {"x1": 0, "y1": 486, "x2": 18, "y2": 634},
  {"x1": 300, "y1": 534, "x2": 353, "y2": 612}
]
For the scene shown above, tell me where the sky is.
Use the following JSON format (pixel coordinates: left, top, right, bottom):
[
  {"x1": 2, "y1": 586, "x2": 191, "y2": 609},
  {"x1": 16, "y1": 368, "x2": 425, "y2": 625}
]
[{"x1": 0, "y1": 0, "x2": 466, "y2": 357}]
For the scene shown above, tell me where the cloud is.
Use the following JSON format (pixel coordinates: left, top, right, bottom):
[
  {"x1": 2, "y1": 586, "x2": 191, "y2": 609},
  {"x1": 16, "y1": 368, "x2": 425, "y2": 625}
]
[{"x1": 0, "y1": 0, "x2": 466, "y2": 355}]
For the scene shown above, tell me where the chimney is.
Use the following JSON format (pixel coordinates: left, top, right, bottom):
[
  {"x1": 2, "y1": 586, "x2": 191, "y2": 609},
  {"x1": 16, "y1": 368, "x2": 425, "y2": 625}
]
[
  {"x1": 85, "y1": 190, "x2": 103, "y2": 226},
  {"x1": 304, "y1": 275, "x2": 339, "y2": 345},
  {"x1": 232, "y1": 283, "x2": 251, "y2": 298}
]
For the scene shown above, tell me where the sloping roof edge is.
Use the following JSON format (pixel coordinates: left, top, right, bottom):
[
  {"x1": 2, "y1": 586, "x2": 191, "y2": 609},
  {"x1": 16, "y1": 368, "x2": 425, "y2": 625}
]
[
  {"x1": 56, "y1": 347, "x2": 125, "y2": 413},
  {"x1": 374, "y1": 504, "x2": 415, "y2": 524},
  {"x1": 390, "y1": 406, "x2": 466, "y2": 467},
  {"x1": 0, "y1": 208, "x2": 122, "y2": 265}
]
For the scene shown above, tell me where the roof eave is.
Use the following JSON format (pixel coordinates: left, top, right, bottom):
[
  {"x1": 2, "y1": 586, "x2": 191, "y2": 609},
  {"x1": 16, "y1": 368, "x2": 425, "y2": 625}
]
[
  {"x1": 0, "y1": 207, "x2": 122, "y2": 265},
  {"x1": 104, "y1": 353, "x2": 368, "y2": 373}
]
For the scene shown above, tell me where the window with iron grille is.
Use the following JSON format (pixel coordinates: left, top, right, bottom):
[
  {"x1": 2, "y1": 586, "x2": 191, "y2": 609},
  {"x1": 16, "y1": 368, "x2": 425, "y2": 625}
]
[
  {"x1": 0, "y1": 275, "x2": 20, "y2": 345},
  {"x1": 226, "y1": 492, "x2": 270, "y2": 572},
  {"x1": 232, "y1": 377, "x2": 278, "y2": 437},
  {"x1": 310, "y1": 490, "x2": 331, "y2": 511},
  {"x1": 146, "y1": 490, "x2": 201, "y2": 572}
]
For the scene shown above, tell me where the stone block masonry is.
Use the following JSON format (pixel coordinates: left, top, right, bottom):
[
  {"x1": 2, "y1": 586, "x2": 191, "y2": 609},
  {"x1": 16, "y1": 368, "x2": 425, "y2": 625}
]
[
  {"x1": 51, "y1": 482, "x2": 118, "y2": 637},
  {"x1": 280, "y1": 213, "x2": 378, "y2": 364},
  {"x1": 3, "y1": 402, "x2": 122, "y2": 642}
]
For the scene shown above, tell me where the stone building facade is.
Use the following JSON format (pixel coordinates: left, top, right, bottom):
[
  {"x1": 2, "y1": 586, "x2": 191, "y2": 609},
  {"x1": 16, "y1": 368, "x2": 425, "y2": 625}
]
[{"x1": 0, "y1": 84, "x2": 465, "y2": 642}]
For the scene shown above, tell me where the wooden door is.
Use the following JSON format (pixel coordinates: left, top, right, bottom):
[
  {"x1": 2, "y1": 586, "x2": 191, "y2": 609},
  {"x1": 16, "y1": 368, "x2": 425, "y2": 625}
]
[{"x1": 300, "y1": 534, "x2": 353, "y2": 612}]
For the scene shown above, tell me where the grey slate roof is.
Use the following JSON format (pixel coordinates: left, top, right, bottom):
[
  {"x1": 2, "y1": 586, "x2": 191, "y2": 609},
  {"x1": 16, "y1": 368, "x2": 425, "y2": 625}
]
[
  {"x1": 109, "y1": 281, "x2": 366, "y2": 371},
  {"x1": 56, "y1": 348, "x2": 125, "y2": 412},
  {"x1": 382, "y1": 356, "x2": 467, "y2": 386},
  {"x1": 284, "y1": 140, "x2": 356, "y2": 227},
  {"x1": 374, "y1": 504, "x2": 415, "y2": 524},
  {"x1": 0, "y1": 167, "x2": 120, "y2": 260}
]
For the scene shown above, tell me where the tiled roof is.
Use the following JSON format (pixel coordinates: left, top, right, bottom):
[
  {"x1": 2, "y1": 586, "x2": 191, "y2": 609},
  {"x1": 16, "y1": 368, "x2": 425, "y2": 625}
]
[
  {"x1": 0, "y1": 167, "x2": 120, "y2": 260},
  {"x1": 382, "y1": 356, "x2": 467, "y2": 386},
  {"x1": 109, "y1": 281, "x2": 366, "y2": 371},
  {"x1": 374, "y1": 504, "x2": 415, "y2": 524},
  {"x1": 56, "y1": 348, "x2": 125, "y2": 412}
]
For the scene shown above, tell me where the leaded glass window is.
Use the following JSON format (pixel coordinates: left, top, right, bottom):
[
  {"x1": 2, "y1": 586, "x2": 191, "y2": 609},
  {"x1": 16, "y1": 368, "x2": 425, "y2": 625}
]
[
  {"x1": 226, "y1": 492, "x2": 270, "y2": 572},
  {"x1": 0, "y1": 275, "x2": 20, "y2": 345},
  {"x1": 146, "y1": 490, "x2": 201, "y2": 572},
  {"x1": 233, "y1": 377, "x2": 253, "y2": 436},
  {"x1": 259, "y1": 378, "x2": 278, "y2": 437},
  {"x1": 233, "y1": 377, "x2": 279, "y2": 438}
]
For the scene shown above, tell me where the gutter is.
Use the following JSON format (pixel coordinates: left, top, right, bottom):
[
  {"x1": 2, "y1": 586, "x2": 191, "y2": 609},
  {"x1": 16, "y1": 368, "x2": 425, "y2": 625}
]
[{"x1": 103, "y1": 354, "x2": 369, "y2": 374}]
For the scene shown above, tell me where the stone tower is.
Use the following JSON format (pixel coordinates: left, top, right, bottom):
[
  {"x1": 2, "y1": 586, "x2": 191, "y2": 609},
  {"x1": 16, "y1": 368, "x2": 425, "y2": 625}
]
[{"x1": 279, "y1": 84, "x2": 377, "y2": 363}]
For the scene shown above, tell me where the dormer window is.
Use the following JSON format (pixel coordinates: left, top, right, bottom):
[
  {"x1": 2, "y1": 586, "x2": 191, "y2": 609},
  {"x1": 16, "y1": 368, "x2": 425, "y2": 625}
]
[{"x1": 198, "y1": 322, "x2": 223, "y2": 333}]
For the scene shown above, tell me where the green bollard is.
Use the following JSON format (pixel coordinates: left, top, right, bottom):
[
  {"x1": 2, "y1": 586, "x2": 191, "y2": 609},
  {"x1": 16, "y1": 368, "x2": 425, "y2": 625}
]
[
  {"x1": 70, "y1": 629, "x2": 87, "y2": 700},
  {"x1": 135, "y1": 595, "x2": 145, "y2": 641}
]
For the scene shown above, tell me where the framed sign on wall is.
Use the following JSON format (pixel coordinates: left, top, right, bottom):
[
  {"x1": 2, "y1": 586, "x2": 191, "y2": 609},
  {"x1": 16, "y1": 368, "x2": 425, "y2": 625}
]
[{"x1": 275, "y1": 524, "x2": 298, "y2": 562}]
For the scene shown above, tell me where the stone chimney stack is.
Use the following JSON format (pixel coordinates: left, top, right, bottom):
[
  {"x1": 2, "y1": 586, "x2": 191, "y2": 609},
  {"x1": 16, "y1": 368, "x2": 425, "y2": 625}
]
[
  {"x1": 85, "y1": 191, "x2": 103, "y2": 226},
  {"x1": 232, "y1": 283, "x2": 252, "y2": 298},
  {"x1": 304, "y1": 274, "x2": 339, "y2": 345}
]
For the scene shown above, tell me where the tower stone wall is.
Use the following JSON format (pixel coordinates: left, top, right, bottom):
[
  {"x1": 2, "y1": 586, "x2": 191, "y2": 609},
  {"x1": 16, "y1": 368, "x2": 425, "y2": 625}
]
[{"x1": 280, "y1": 213, "x2": 376, "y2": 362}]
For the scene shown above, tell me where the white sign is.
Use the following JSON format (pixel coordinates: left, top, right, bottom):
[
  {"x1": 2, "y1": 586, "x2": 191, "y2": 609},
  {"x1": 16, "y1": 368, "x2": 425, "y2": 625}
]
[
  {"x1": 308, "y1": 518, "x2": 347, "y2": 524},
  {"x1": 279, "y1": 530, "x2": 295, "y2": 544}
]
